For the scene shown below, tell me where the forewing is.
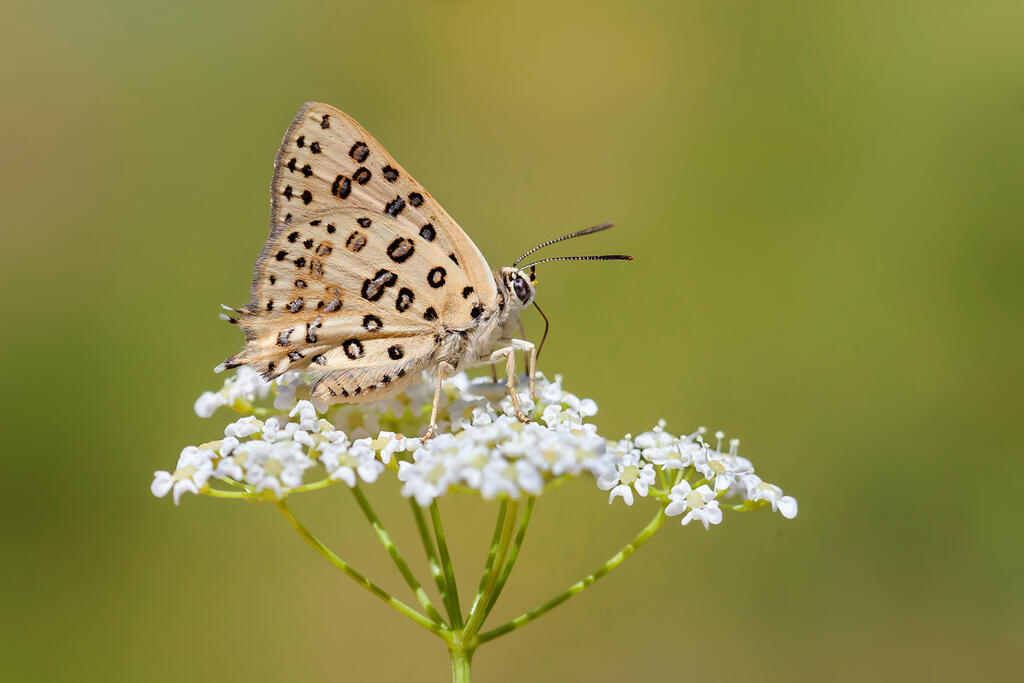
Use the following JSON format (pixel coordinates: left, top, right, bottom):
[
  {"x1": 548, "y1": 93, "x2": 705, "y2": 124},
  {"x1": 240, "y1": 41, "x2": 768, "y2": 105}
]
[
  {"x1": 269, "y1": 102, "x2": 497, "y2": 307},
  {"x1": 223, "y1": 208, "x2": 486, "y2": 402}
]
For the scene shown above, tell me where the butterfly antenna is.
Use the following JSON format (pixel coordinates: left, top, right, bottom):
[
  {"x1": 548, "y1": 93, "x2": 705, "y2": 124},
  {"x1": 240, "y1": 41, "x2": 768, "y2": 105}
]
[
  {"x1": 519, "y1": 254, "x2": 633, "y2": 269},
  {"x1": 534, "y1": 301, "x2": 551, "y2": 361},
  {"x1": 512, "y1": 222, "x2": 615, "y2": 267}
]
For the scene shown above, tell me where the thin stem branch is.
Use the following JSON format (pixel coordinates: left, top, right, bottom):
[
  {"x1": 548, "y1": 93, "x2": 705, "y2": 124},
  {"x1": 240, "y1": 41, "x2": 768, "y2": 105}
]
[
  {"x1": 462, "y1": 500, "x2": 513, "y2": 638},
  {"x1": 273, "y1": 499, "x2": 448, "y2": 639},
  {"x1": 480, "y1": 496, "x2": 535, "y2": 624},
  {"x1": 431, "y1": 501, "x2": 463, "y2": 628},
  {"x1": 349, "y1": 485, "x2": 445, "y2": 625},
  {"x1": 203, "y1": 477, "x2": 336, "y2": 500},
  {"x1": 409, "y1": 500, "x2": 452, "y2": 622},
  {"x1": 477, "y1": 506, "x2": 667, "y2": 644}
]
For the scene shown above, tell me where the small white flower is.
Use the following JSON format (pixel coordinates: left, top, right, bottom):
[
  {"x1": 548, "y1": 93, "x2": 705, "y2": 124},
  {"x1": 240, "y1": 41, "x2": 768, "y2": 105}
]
[
  {"x1": 289, "y1": 400, "x2": 320, "y2": 431},
  {"x1": 479, "y1": 456, "x2": 544, "y2": 499},
  {"x1": 369, "y1": 431, "x2": 418, "y2": 464},
  {"x1": 398, "y1": 435, "x2": 463, "y2": 506},
  {"x1": 194, "y1": 391, "x2": 227, "y2": 418},
  {"x1": 597, "y1": 451, "x2": 656, "y2": 506},
  {"x1": 242, "y1": 439, "x2": 315, "y2": 497},
  {"x1": 215, "y1": 449, "x2": 246, "y2": 481},
  {"x1": 225, "y1": 416, "x2": 263, "y2": 438},
  {"x1": 740, "y1": 474, "x2": 798, "y2": 519},
  {"x1": 151, "y1": 447, "x2": 215, "y2": 504},
  {"x1": 318, "y1": 437, "x2": 384, "y2": 487},
  {"x1": 665, "y1": 481, "x2": 722, "y2": 530},
  {"x1": 218, "y1": 436, "x2": 240, "y2": 456}
]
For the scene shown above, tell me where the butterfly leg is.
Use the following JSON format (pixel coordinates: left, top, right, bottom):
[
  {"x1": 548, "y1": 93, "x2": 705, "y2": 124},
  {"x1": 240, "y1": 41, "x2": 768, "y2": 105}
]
[
  {"x1": 422, "y1": 361, "x2": 456, "y2": 442},
  {"x1": 489, "y1": 339, "x2": 536, "y2": 423},
  {"x1": 511, "y1": 338, "x2": 537, "y2": 402}
]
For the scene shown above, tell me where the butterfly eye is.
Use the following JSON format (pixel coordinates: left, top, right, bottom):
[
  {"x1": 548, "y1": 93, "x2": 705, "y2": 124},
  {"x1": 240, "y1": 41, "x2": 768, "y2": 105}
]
[{"x1": 512, "y1": 275, "x2": 532, "y2": 305}]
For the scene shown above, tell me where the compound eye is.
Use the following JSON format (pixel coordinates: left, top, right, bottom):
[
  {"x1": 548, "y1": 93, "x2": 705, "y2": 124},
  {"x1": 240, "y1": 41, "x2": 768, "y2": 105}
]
[{"x1": 512, "y1": 275, "x2": 531, "y2": 304}]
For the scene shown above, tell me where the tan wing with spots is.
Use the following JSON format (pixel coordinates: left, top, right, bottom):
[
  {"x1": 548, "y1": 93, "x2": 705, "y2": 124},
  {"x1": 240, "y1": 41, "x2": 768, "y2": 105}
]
[
  {"x1": 222, "y1": 208, "x2": 487, "y2": 402},
  {"x1": 267, "y1": 102, "x2": 497, "y2": 307}
]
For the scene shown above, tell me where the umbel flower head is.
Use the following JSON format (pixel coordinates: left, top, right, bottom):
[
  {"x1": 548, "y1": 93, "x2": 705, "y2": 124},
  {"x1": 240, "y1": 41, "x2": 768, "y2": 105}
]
[
  {"x1": 155, "y1": 367, "x2": 798, "y2": 682},
  {"x1": 153, "y1": 368, "x2": 797, "y2": 524}
]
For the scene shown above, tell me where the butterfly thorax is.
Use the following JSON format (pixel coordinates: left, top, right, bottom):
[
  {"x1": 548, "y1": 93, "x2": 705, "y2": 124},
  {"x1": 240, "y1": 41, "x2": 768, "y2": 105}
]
[{"x1": 436, "y1": 270, "x2": 526, "y2": 372}]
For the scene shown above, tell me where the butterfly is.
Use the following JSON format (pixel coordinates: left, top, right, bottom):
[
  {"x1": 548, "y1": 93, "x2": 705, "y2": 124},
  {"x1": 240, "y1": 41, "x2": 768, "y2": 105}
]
[{"x1": 218, "y1": 102, "x2": 630, "y2": 438}]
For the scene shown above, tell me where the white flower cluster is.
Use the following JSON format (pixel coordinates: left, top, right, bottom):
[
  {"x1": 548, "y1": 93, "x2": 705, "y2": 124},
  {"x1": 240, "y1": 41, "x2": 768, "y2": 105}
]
[
  {"x1": 156, "y1": 370, "x2": 798, "y2": 526},
  {"x1": 598, "y1": 424, "x2": 798, "y2": 528}
]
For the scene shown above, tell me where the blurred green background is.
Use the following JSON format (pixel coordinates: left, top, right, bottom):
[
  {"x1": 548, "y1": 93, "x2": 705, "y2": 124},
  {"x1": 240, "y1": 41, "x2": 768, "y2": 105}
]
[{"x1": 3, "y1": 1, "x2": 1021, "y2": 680}]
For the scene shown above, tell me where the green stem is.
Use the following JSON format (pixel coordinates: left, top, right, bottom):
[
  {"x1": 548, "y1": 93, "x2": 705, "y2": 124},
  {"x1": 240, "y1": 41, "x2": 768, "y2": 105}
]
[
  {"x1": 431, "y1": 501, "x2": 463, "y2": 628},
  {"x1": 449, "y1": 645, "x2": 473, "y2": 683},
  {"x1": 273, "y1": 500, "x2": 448, "y2": 638},
  {"x1": 477, "y1": 506, "x2": 667, "y2": 644},
  {"x1": 350, "y1": 485, "x2": 445, "y2": 625},
  {"x1": 463, "y1": 500, "x2": 516, "y2": 638},
  {"x1": 469, "y1": 501, "x2": 508, "y2": 605},
  {"x1": 203, "y1": 477, "x2": 336, "y2": 500},
  {"x1": 410, "y1": 500, "x2": 452, "y2": 622},
  {"x1": 480, "y1": 496, "x2": 535, "y2": 623}
]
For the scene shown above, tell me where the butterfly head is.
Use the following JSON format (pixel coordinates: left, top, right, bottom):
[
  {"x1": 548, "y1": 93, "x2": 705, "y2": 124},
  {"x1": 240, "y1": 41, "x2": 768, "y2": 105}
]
[{"x1": 498, "y1": 267, "x2": 537, "y2": 309}]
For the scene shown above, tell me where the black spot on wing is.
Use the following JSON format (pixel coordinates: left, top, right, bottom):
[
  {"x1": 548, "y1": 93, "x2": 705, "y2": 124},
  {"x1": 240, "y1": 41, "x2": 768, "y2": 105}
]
[
  {"x1": 427, "y1": 266, "x2": 447, "y2": 288},
  {"x1": 386, "y1": 237, "x2": 415, "y2": 263},
  {"x1": 349, "y1": 141, "x2": 370, "y2": 162},
  {"x1": 332, "y1": 175, "x2": 351, "y2": 199},
  {"x1": 343, "y1": 339, "x2": 365, "y2": 360},
  {"x1": 361, "y1": 269, "x2": 398, "y2": 301},
  {"x1": 345, "y1": 231, "x2": 367, "y2": 252},
  {"x1": 395, "y1": 287, "x2": 414, "y2": 312},
  {"x1": 306, "y1": 317, "x2": 322, "y2": 343},
  {"x1": 384, "y1": 196, "x2": 405, "y2": 217}
]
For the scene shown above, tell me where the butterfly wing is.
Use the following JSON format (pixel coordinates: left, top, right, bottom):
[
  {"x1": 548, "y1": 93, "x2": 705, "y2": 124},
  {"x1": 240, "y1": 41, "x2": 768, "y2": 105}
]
[
  {"x1": 268, "y1": 102, "x2": 497, "y2": 308},
  {"x1": 222, "y1": 208, "x2": 488, "y2": 402}
]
